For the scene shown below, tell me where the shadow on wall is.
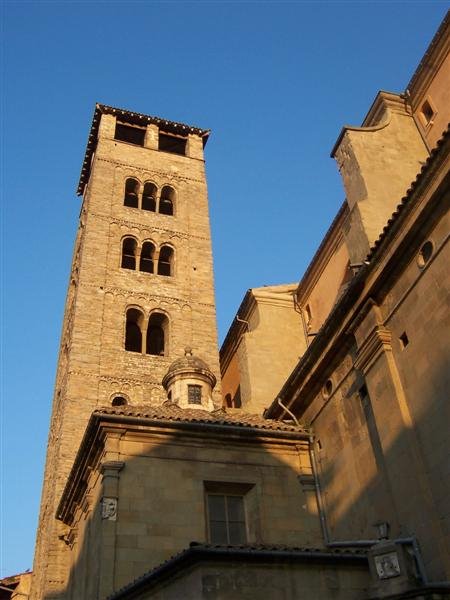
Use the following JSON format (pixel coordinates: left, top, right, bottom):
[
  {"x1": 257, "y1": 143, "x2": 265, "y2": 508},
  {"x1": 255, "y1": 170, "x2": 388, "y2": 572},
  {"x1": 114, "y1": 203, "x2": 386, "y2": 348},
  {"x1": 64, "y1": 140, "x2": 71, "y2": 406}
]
[
  {"x1": 313, "y1": 350, "x2": 449, "y2": 583},
  {"x1": 41, "y1": 413, "x2": 370, "y2": 600}
]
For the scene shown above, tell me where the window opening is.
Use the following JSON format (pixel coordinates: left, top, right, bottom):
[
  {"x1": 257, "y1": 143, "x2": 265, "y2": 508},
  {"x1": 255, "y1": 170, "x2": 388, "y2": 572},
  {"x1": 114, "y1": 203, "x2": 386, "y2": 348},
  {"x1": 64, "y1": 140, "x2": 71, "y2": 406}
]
[
  {"x1": 146, "y1": 312, "x2": 168, "y2": 356},
  {"x1": 112, "y1": 396, "x2": 127, "y2": 407},
  {"x1": 142, "y1": 182, "x2": 157, "y2": 212},
  {"x1": 399, "y1": 332, "x2": 409, "y2": 349},
  {"x1": 125, "y1": 308, "x2": 143, "y2": 353},
  {"x1": 139, "y1": 242, "x2": 155, "y2": 274},
  {"x1": 207, "y1": 494, "x2": 246, "y2": 545},
  {"x1": 188, "y1": 384, "x2": 202, "y2": 405},
  {"x1": 124, "y1": 178, "x2": 139, "y2": 208},
  {"x1": 121, "y1": 237, "x2": 137, "y2": 270},
  {"x1": 224, "y1": 393, "x2": 232, "y2": 408},
  {"x1": 158, "y1": 245, "x2": 173, "y2": 276},
  {"x1": 417, "y1": 240, "x2": 433, "y2": 268},
  {"x1": 322, "y1": 379, "x2": 333, "y2": 399},
  {"x1": 158, "y1": 133, "x2": 186, "y2": 156},
  {"x1": 159, "y1": 186, "x2": 175, "y2": 216},
  {"x1": 115, "y1": 123, "x2": 145, "y2": 146},
  {"x1": 420, "y1": 100, "x2": 435, "y2": 126}
]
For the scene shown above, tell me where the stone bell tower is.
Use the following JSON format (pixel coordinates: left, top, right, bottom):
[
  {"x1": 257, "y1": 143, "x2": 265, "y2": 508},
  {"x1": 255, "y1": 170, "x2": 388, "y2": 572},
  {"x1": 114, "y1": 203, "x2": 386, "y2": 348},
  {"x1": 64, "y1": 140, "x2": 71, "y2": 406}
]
[{"x1": 31, "y1": 104, "x2": 221, "y2": 599}]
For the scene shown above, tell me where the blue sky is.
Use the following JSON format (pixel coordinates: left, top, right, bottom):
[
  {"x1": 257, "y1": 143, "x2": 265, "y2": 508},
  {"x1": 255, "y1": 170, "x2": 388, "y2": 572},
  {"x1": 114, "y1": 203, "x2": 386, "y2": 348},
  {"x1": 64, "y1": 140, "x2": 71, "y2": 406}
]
[{"x1": 1, "y1": 0, "x2": 447, "y2": 579}]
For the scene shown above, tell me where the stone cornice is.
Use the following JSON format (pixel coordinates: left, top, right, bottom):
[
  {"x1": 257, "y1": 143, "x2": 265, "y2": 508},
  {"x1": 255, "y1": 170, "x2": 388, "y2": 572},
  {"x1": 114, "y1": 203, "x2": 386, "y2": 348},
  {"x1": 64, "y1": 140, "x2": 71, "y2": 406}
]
[{"x1": 353, "y1": 326, "x2": 392, "y2": 374}]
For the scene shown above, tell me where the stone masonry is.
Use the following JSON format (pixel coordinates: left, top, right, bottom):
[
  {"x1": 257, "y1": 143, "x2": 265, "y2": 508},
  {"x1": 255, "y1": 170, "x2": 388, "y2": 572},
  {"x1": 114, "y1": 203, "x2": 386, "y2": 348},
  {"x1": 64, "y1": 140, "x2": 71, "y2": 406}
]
[{"x1": 31, "y1": 106, "x2": 221, "y2": 600}]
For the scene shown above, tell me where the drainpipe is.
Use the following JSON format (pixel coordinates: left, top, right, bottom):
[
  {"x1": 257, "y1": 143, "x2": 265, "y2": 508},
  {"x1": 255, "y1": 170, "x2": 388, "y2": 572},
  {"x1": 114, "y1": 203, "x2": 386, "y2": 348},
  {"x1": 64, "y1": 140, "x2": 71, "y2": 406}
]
[
  {"x1": 308, "y1": 435, "x2": 450, "y2": 586},
  {"x1": 293, "y1": 292, "x2": 309, "y2": 347},
  {"x1": 308, "y1": 434, "x2": 376, "y2": 546}
]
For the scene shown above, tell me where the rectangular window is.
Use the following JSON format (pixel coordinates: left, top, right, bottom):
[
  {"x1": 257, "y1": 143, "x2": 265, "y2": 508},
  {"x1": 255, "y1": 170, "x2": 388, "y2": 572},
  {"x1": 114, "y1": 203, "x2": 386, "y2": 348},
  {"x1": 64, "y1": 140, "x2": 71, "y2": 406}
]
[
  {"x1": 207, "y1": 494, "x2": 246, "y2": 545},
  {"x1": 188, "y1": 384, "x2": 202, "y2": 404},
  {"x1": 159, "y1": 133, "x2": 187, "y2": 156},
  {"x1": 115, "y1": 123, "x2": 145, "y2": 146}
]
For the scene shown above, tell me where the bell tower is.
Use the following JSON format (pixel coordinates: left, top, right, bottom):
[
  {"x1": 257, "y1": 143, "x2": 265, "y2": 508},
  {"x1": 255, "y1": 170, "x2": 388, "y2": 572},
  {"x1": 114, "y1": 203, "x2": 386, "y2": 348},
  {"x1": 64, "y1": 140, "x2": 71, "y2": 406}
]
[{"x1": 31, "y1": 104, "x2": 221, "y2": 599}]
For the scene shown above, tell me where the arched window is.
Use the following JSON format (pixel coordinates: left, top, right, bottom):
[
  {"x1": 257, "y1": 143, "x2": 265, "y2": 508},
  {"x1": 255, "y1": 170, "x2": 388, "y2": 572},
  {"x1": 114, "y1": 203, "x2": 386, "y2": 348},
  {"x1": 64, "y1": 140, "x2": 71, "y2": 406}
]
[
  {"x1": 158, "y1": 245, "x2": 174, "y2": 276},
  {"x1": 112, "y1": 396, "x2": 127, "y2": 407},
  {"x1": 124, "y1": 178, "x2": 139, "y2": 208},
  {"x1": 159, "y1": 186, "x2": 175, "y2": 216},
  {"x1": 139, "y1": 241, "x2": 155, "y2": 274},
  {"x1": 146, "y1": 312, "x2": 168, "y2": 356},
  {"x1": 142, "y1": 182, "x2": 157, "y2": 212},
  {"x1": 121, "y1": 237, "x2": 137, "y2": 270},
  {"x1": 125, "y1": 308, "x2": 144, "y2": 353}
]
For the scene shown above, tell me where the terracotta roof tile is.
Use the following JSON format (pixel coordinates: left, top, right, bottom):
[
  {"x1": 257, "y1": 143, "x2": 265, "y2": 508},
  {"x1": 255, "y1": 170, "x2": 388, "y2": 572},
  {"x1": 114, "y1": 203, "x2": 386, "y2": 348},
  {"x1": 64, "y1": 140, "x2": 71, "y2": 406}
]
[{"x1": 95, "y1": 402, "x2": 307, "y2": 434}]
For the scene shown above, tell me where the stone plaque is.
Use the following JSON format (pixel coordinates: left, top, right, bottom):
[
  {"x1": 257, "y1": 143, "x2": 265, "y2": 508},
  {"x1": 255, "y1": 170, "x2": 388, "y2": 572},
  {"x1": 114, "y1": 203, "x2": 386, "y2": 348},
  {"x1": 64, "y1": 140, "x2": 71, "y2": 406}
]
[
  {"x1": 375, "y1": 552, "x2": 401, "y2": 579},
  {"x1": 101, "y1": 497, "x2": 118, "y2": 521}
]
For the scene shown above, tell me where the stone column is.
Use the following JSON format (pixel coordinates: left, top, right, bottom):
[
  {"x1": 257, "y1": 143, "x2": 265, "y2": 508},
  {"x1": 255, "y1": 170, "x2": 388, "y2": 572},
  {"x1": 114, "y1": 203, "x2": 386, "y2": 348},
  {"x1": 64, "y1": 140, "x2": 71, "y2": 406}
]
[
  {"x1": 353, "y1": 303, "x2": 445, "y2": 573},
  {"x1": 98, "y1": 113, "x2": 116, "y2": 139},
  {"x1": 98, "y1": 431, "x2": 124, "y2": 599},
  {"x1": 187, "y1": 134, "x2": 204, "y2": 160},
  {"x1": 145, "y1": 124, "x2": 159, "y2": 150}
]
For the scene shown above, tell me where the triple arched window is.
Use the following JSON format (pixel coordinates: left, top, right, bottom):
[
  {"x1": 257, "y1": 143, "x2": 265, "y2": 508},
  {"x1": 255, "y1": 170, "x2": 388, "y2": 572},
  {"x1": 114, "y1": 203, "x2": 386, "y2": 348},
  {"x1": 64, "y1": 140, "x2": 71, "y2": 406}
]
[
  {"x1": 125, "y1": 308, "x2": 169, "y2": 356},
  {"x1": 123, "y1": 178, "x2": 175, "y2": 216},
  {"x1": 121, "y1": 238, "x2": 174, "y2": 277}
]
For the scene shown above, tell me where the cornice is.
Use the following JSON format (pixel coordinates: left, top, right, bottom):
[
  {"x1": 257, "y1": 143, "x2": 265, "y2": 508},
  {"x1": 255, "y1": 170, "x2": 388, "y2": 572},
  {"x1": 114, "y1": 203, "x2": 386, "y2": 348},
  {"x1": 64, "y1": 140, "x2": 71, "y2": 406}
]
[
  {"x1": 406, "y1": 12, "x2": 450, "y2": 107},
  {"x1": 353, "y1": 325, "x2": 392, "y2": 374},
  {"x1": 295, "y1": 203, "x2": 348, "y2": 304}
]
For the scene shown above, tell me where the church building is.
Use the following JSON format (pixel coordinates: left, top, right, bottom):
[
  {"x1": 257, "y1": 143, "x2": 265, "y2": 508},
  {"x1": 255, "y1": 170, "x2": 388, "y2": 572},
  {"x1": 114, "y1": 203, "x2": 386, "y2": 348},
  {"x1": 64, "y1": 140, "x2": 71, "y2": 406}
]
[{"x1": 4, "y1": 12, "x2": 449, "y2": 600}]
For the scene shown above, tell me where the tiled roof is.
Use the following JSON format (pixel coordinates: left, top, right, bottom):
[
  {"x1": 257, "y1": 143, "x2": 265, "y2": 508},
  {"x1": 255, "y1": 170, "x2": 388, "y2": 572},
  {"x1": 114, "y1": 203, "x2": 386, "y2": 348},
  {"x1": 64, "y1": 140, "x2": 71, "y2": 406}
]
[
  {"x1": 77, "y1": 103, "x2": 210, "y2": 196},
  {"x1": 108, "y1": 543, "x2": 368, "y2": 599},
  {"x1": 94, "y1": 402, "x2": 308, "y2": 434}
]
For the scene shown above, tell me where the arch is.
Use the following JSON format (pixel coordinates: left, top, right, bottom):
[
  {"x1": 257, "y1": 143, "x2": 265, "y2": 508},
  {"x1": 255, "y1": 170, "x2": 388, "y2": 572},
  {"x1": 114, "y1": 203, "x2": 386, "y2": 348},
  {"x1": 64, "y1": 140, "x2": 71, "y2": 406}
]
[
  {"x1": 121, "y1": 237, "x2": 138, "y2": 270},
  {"x1": 125, "y1": 307, "x2": 144, "y2": 353},
  {"x1": 139, "y1": 241, "x2": 155, "y2": 274},
  {"x1": 124, "y1": 178, "x2": 139, "y2": 208},
  {"x1": 111, "y1": 395, "x2": 128, "y2": 407},
  {"x1": 146, "y1": 312, "x2": 169, "y2": 356},
  {"x1": 159, "y1": 185, "x2": 175, "y2": 216},
  {"x1": 158, "y1": 245, "x2": 174, "y2": 276},
  {"x1": 142, "y1": 182, "x2": 157, "y2": 212}
]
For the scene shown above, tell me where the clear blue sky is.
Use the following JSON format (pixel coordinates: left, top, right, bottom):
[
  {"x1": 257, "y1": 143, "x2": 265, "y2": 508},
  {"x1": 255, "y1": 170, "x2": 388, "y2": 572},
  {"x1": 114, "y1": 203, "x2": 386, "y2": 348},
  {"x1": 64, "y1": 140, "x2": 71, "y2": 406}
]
[{"x1": 1, "y1": 0, "x2": 447, "y2": 579}]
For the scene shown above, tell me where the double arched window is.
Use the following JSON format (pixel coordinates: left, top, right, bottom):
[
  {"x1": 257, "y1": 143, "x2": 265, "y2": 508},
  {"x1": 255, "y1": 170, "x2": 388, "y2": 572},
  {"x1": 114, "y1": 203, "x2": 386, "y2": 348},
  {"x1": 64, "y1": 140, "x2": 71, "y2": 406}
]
[
  {"x1": 123, "y1": 178, "x2": 175, "y2": 216},
  {"x1": 121, "y1": 238, "x2": 174, "y2": 277},
  {"x1": 125, "y1": 308, "x2": 169, "y2": 356}
]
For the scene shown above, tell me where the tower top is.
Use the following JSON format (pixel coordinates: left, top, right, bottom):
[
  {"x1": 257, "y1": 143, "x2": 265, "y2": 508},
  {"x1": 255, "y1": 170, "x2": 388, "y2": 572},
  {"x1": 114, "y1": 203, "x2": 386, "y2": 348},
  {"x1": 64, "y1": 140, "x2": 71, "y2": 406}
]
[{"x1": 77, "y1": 103, "x2": 211, "y2": 196}]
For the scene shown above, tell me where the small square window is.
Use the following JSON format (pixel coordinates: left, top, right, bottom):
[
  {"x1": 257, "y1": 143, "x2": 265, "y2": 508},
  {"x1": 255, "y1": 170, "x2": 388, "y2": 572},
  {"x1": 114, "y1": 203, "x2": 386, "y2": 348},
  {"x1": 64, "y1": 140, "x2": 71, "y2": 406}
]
[
  {"x1": 399, "y1": 332, "x2": 409, "y2": 349},
  {"x1": 420, "y1": 99, "x2": 436, "y2": 127},
  {"x1": 188, "y1": 384, "x2": 202, "y2": 404}
]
